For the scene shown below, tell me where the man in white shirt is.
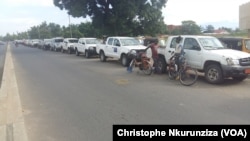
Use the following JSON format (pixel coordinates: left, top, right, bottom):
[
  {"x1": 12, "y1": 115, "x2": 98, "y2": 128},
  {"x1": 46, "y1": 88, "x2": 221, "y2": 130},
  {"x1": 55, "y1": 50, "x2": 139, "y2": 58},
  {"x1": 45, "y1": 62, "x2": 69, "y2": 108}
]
[{"x1": 174, "y1": 36, "x2": 183, "y2": 70}]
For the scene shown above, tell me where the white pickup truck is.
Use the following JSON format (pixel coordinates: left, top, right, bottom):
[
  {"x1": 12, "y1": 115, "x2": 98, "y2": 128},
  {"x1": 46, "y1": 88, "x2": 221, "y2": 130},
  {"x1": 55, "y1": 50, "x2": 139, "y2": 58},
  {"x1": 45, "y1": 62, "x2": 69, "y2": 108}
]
[
  {"x1": 96, "y1": 36, "x2": 147, "y2": 66},
  {"x1": 158, "y1": 35, "x2": 250, "y2": 84},
  {"x1": 61, "y1": 38, "x2": 78, "y2": 54},
  {"x1": 74, "y1": 38, "x2": 99, "y2": 58}
]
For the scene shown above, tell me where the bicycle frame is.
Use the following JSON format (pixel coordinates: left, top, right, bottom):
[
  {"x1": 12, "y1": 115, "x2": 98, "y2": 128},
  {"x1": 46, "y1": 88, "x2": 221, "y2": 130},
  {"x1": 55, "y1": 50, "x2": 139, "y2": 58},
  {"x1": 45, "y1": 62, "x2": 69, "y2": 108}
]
[
  {"x1": 128, "y1": 50, "x2": 153, "y2": 75},
  {"x1": 168, "y1": 54, "x2": 198, "y2": 86}
]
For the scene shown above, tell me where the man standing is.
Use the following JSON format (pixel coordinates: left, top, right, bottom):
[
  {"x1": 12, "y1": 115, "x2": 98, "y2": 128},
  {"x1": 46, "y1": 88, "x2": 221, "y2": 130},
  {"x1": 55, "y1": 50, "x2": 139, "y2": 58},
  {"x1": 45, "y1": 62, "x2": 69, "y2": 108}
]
[{"x1": 146, "y1": 38, "x2": 159, "y2": 73}]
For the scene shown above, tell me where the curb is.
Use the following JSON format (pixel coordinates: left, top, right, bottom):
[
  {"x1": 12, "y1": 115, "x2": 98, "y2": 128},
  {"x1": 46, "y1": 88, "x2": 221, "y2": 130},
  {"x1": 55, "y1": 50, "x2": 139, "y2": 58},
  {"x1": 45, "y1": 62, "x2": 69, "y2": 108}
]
[{"x1": 0, "y1": 44, "x2": 28, "y2": 141}]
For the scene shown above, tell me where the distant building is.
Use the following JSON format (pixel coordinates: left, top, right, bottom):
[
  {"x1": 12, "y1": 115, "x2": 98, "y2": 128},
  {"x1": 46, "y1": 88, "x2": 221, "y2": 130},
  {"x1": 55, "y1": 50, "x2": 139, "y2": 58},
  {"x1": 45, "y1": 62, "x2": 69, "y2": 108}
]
[
  {"x1": 213, "y1": 29, "x2": 230, "y2": 35},
  {"x1": 167, "y1": 25, "x2": 182, "y2": 33},
  {"x1": 202, "y1": 29, "x2": 229, "y2": 35},
  {"x1": 239, "y1": 2, "x2": 250, "y2": 37}
]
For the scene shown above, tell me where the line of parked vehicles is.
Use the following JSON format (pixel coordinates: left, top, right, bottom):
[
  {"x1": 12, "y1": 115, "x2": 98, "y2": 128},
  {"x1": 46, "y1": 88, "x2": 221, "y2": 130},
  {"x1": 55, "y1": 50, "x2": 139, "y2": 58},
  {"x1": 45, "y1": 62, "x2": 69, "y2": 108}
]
[
  {"x1": 15, "y1": 37, "x2": 101, "y2": 58},
  {"x1": 14, "y1": 35, "x2": 250, "y2": 85}
]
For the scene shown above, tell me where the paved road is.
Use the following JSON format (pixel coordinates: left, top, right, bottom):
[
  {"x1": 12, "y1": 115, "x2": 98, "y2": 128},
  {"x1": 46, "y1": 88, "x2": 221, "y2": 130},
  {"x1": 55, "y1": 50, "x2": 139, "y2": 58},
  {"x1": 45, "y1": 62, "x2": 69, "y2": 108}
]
[
  {"x1": 10, "y1": 44, "x2": 250, "y2": 141},
  {"x1": 0, "y1": 43, "x2": 7, "y2": 88}
]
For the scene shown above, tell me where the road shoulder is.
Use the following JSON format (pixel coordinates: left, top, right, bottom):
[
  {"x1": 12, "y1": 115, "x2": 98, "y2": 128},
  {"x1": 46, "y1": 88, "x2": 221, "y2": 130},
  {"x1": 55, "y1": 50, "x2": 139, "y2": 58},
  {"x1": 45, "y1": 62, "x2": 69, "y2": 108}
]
[{"x1": 0, "y1": 44, "x2": 28, "y2": 141}]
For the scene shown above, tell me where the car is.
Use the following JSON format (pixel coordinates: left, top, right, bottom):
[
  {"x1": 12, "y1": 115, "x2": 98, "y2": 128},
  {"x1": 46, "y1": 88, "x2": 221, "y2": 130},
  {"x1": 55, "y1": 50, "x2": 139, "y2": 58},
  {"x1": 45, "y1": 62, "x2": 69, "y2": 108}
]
[
  {"x1": 96, "y1": 36, "x2": 147, "y2": 66},
  {"x1": 43, "y1": 39, "x2": 52, "y2": 50},
  {"x1": 159, "y1": 35, "x2": 250, "y2": 84},
  {"x1": 0, "y1": 41, "x2": 5, "y2": 45},
  {"x1": 75, "y1": 38, "x2": 100, "y2": 58},
  {"x1": 61, "y1": 38, "x2": 78, "y2": 54},
  {"x1": 51, "y1": 37, "x2": 64, "y2": 51},
  {"x1": 218, "y1": 37, "x2": 250, "y2": 53}
]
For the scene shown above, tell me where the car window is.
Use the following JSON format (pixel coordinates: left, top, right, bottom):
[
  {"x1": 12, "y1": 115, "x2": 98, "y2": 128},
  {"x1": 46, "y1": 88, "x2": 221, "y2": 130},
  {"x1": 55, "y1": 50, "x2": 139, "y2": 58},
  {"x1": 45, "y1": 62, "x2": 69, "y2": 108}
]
[
  {"x1": 107, "y1": 38, "x2": 113, "y2": 45},
  {"x1": 170, "y1": 37, "x2": 178, "y2": 48},
  {"x1": 245, "y1": 40, "x2": 250, "y2": 50},
  {"x1": 183, "y1": 38, "x2": 200, "y2": 50},
  {"x1": 113, "y1": 39, "x2": 120, "y2": 46}
]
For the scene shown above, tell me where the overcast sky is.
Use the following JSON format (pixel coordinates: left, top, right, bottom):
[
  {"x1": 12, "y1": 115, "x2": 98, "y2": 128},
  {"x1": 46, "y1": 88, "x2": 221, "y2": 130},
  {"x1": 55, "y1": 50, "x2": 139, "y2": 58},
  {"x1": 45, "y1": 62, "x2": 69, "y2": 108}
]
[{"x1": 0, "y1": 0, "x2": 249, "y2": 36}]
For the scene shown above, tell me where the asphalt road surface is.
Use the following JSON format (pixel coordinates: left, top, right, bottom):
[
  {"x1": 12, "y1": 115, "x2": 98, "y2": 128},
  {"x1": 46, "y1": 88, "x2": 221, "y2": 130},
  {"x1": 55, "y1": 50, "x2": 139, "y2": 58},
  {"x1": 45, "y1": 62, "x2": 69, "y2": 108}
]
[
  {"x1": 0, "y1": 43, "x2": 7, "y2": 88},
  {"x1": 10, "y1": 44, "x2": 250, "y2": 141}
]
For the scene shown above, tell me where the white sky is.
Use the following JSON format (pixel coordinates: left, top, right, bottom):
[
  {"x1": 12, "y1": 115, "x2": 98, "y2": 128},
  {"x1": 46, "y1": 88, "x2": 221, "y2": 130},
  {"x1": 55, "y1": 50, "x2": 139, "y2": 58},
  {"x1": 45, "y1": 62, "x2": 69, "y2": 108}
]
[{"x1": 0, "y1": 0, "x2": 249, "y2": 36}]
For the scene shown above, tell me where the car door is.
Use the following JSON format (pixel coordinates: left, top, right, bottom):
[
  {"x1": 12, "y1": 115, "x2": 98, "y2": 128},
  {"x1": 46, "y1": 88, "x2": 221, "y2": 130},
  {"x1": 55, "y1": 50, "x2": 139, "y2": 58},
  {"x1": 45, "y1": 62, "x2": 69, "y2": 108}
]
[
  {"x1": 106, "y1": 38, "x2": 114, "y2": 57},
  {"x1": 78, "y1": 39, "x2": 84, "y2": 53},
  {"x1": 183, "y1": 38, "x2": 202, "y2": 68},
  {"x1": 165, "y1": 37, "x2": 178, "y2": 64},
  {"x1": 110, "y1": 38, "x2": 121, "y2": 58}
]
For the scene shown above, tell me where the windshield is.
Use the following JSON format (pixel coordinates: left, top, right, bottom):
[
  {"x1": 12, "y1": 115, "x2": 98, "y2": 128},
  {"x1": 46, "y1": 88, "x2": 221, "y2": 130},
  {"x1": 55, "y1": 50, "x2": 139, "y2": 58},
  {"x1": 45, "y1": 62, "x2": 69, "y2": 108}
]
[
  {"x1": 86, "y1": 39, "x2": 99, "y2": 44},
  {"x1": 55, "y1": 39, "x2": 63, "y2": 42},
  {"x1": 69, "y1": 39, "x2": 78, "y2": 43},
  {"x1": 199, "y1": 38, "x2": 225, "y2": 50},
  {"x1": 120, "y1": 38, "x2": 141, "y2": 46},
  {"x1": 245, "y1": 40, "x2": 250, "y2": 50}
]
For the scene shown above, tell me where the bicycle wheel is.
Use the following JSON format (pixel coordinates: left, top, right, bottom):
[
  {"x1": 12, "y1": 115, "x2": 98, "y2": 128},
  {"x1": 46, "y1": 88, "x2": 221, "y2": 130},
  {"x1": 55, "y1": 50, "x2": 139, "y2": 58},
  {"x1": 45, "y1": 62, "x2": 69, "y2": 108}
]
[
  {"x1": 168, "y1": 65, "x2": 177, "y2": 80},
  {"x1": 142, "y1": 64, "x2": 153, "y2": 75},
  {"x1": 179, "y1": 67, "x2": 198, "y2": 86}
]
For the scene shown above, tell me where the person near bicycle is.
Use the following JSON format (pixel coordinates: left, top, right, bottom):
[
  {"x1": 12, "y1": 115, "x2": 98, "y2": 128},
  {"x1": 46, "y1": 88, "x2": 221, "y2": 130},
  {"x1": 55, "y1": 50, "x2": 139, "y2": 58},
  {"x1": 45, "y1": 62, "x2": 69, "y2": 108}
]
[
  {"x1": 145, "y1": 39, "x2": 159, "y2": 73},
  {"x1": 174, "y1": 36, "x2": 184, "y2": 71}
]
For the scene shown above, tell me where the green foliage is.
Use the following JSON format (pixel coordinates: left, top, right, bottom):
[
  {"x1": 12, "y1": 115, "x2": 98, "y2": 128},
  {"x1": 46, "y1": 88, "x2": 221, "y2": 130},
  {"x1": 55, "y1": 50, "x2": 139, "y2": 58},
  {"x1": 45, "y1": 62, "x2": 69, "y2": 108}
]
[
  {"x1": 206, "y1": 25, "x2": 215, "y2": 32},
  {"x1": 53, "y1": 0, "x2": 168, "y2": 36},
  {"x1": 181, "y1": 20, "x2": 201, "y2": 35}
]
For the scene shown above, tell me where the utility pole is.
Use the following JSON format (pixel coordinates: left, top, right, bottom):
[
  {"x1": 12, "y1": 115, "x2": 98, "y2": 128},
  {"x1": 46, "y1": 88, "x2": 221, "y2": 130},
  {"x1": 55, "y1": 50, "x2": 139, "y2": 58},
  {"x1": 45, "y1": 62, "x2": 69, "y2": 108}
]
[{"x1": 68, "y1": 14, "x2": 72, "y2": 38}]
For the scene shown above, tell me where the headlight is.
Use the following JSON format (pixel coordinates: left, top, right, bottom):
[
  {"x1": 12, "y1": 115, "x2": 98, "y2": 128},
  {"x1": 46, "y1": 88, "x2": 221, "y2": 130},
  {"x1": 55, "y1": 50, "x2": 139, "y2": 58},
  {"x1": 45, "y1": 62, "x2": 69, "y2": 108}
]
[
  {"x1": 226, "y1": 58, "x2": 239, "y2": 65},
  {"x1": 131, "y1": 50, "x2": 136, "y2": 55}
]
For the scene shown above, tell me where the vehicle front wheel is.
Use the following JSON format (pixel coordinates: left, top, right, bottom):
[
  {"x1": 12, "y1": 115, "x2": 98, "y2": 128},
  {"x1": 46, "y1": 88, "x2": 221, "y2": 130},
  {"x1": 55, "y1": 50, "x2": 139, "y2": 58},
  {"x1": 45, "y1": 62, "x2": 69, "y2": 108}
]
[
  {"x1": 85, "y1": 50, "x2": 90, "y2": 58},
  {"x1": 121, "y1": 54, "x2": 128, "y2": 67},
  {"x1": 157, "y1": 57, "x2": 167, "y2": 74},
  {"x1": 75, "y1": 49, "x2": 79, "y2": 56},
  {"x1": 68, "y1": 48, "x2": 72, "y2": 54},
  {"x1": 205, "y1": 64, "x2": 224, "y2": 84},
  {"x1": 100, "y1": 51, "x2": 106, "y2": 62}
]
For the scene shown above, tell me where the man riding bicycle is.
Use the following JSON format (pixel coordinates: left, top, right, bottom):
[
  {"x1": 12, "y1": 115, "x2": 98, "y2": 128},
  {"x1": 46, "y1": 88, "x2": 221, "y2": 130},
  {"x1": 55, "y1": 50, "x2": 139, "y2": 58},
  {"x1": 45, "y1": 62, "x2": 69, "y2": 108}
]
[{"x1": 174, "y1": 36, "x2": 184, "y2": 71}]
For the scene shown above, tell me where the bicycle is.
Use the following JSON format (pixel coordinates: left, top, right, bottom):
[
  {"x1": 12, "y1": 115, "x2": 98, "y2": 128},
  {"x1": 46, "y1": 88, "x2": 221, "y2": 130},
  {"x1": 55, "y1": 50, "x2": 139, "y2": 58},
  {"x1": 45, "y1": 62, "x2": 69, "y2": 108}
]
[
  {"x1": 127, "y1": 49, "x2": 153, "y2": 75},
  {"x1": 167, "y1": 53, "x2": 198, "y2": 86}
]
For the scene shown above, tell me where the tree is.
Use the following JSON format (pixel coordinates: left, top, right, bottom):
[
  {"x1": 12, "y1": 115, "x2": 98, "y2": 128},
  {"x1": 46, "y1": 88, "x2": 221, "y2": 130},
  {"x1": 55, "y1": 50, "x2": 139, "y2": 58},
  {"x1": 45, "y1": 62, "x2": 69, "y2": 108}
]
[
  {"x1": 53, "y1": 0, "x2": 168, "y2": 36},
  {"x1": 206, "y1": 25, "x2": 214, "y2": 33},
  {"x1": 62, "y1": 24, "x2": 83, "y2": 38},
  {"x1": 78, "y1": 22, "x2": 101, "y2": 37},
  {"x1": 181, "y1": 20, "x2": 201, "y2": 35}
]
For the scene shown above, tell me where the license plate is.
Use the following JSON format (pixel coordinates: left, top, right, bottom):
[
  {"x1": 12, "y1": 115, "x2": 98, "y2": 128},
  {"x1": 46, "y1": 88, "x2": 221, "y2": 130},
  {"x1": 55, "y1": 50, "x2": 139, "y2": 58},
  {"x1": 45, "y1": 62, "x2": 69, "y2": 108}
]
[{"x1": 245, "y1": 69, "x2": 250, "y2": 74}]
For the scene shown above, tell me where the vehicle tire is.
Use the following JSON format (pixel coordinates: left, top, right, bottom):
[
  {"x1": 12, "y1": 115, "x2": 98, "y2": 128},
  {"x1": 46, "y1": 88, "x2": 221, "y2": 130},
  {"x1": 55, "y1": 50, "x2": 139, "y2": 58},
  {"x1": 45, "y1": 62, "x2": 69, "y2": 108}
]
[
  {"x1": 85, "y1": 50, "x2": 90, "y2": 58},
  {"x1": 179, "y1": 67, "x2": 198, "y2": 86},
  {"x1": 121, "y1": 54, "x2": 128, "y2": 67},
  {"x1": 232, "y1": 75, "x2": 248, "y2": 81},
  {"x1": 205, "y1": 64, "x2": 224, "y2": 84},
  {"x1": 157, "y1": 57, "x2": 167, "y2": 73},
  {"x1": 75, "y1": 48, "x2": 79, "y2": 56},
  {"x1": 61, "y1": 47, "x2": 64, "y2": 53},
  {"x1": 68, "y1": 48, "x2": 71, "y2": 54},
  {"x1": 100, "y1": 51, "x2": 106, "y2": 62}
]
